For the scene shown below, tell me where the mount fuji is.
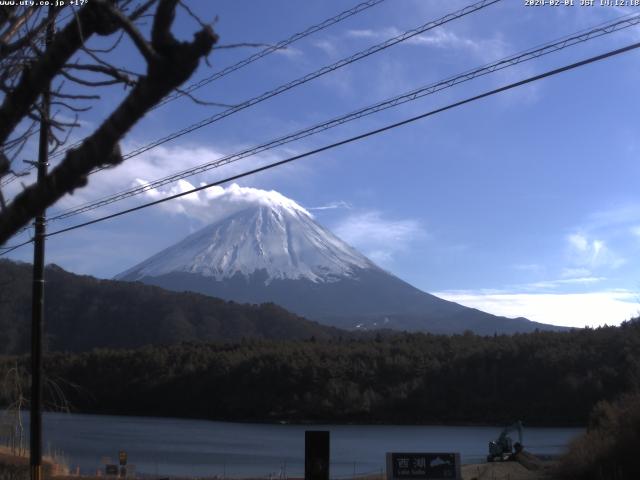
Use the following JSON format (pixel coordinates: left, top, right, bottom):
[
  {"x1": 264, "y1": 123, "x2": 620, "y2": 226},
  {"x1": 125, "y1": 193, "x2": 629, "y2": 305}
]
[{"x1": 116, "y1": 185, "x2": 562, "y2": 334}]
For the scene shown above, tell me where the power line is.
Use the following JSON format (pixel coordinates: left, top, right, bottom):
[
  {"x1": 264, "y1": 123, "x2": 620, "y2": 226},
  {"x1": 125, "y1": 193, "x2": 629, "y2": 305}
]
[
  {"x1": 48, "y1": 0, "x2": 501, "y2": 164},
  {"x1": 0, "y1": 238, "x2": 33, "y2": 255},
  {"x1": 47, "y1": 13, "x2": 640, "y2": 223},
  {"x1": 4, "y1": 0, "x2": 504, "y2": 239},
  {"x1": 123, "y1": 0, "x2": 501, "y2": 160},
  {"x1": 156, "y1": 0, "x2": 387, "y2": 109},
  {"x1": 3, "y1": 40, "x2": 630, "y2": 248},
  {"x1": 0, "y1": 8, "x2": 85, "y2": 188},
  {"x1": 1, "y1": 1, "x2": 384, "y2": 188},
  {"x1": 40, "y1": 0, "x2": 389, "y2": 162}
]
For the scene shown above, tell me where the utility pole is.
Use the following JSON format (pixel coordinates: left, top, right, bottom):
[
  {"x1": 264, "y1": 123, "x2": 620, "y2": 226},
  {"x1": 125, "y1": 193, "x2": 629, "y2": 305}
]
[{"x1": 30, "y1": 6, "x2": 54, "y2": 480}]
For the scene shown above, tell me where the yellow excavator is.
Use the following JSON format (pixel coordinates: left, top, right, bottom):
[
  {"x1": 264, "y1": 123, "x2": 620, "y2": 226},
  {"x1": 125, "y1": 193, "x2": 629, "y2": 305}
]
[{"x1": 487, "y1": 421, "x2": 524, "y2": 462}]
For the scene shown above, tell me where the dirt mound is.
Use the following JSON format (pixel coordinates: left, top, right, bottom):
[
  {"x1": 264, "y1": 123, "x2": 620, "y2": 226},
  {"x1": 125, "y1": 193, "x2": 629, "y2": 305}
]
[
  {"x1": 514, "y1": 450, "x2": 545, "y2": 471},
  {"x1": 462, "y1": 461, "x2": 541, "y2": 480}
]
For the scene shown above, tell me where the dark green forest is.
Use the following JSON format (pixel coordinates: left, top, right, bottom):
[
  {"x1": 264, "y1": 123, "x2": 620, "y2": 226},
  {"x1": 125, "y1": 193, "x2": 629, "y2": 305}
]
[
  {"x1": 0, "y1": 260, "x2": 341, "y2": 354},
  {"x1": 2, "y1": 320, "x2": 639, "y2": 426}
]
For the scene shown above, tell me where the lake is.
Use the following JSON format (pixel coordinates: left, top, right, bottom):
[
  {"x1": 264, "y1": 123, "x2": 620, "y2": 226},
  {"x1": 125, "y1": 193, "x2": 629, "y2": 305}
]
[{"x1": 10, "y1": 412, "x2": 583, "y2": 478}]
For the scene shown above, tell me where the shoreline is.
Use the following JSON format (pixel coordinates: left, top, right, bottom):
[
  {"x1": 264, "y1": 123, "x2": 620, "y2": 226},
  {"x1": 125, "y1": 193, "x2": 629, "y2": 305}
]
[
  {"x1": 1, "y1": 443, "x2": 563, "y2": 480},
  {"x1": 23, "y1": 408, "x2": 586, "y2": 430}
]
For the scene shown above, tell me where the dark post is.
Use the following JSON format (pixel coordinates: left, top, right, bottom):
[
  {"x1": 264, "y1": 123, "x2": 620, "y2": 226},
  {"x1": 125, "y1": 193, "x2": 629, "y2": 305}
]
[
  {"x1": 30, "y1": 7, "x2": 54, "y2": 480},
  {"x1": 305, "y1": 431, "x2": 330, "y2": 480}
]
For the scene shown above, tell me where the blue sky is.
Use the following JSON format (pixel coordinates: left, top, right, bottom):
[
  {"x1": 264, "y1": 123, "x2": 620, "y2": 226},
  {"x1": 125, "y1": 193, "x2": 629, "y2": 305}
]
[{"x1": 5, "y1": 0, "x2": 640, "y2": 327}]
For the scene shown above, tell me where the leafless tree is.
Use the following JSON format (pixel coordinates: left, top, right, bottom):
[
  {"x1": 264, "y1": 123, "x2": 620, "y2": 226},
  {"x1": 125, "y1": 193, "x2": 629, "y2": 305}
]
[
  {"x1": 1, "y1": 362, "x2": 27, "y2": 455},
  {"x1": 0, "y1": 0, "x2": 218, "y2": 245},
  {"x1": 0, "y1": 362, "x2": 79, "y2": 456}
]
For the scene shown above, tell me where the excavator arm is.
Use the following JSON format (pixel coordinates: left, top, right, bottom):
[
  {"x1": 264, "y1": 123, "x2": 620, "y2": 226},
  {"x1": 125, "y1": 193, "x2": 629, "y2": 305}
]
[
  {"x1": 488, "y1": 421, "x2": 524, "y2": 462},
  {"x1": 500, "y1": 420, "x2": 523, "y2": 445}
]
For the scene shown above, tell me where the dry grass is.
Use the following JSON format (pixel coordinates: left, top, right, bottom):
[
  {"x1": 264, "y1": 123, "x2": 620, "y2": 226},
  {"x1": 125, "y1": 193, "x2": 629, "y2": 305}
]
[
  {"x1": 556, "y1": 392, "x2": 640, "y2": 480},
  {"x1": 0, "y1": 445, "x2": 69, "y2": 477}
]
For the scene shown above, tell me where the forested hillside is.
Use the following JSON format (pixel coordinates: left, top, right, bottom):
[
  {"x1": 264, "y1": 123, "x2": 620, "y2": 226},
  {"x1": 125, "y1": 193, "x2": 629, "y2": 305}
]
[
  {"x1": 0, "y1": 260, "x2": 341, "y2": 354},
  {"x1": 2, "y1": 321, "x2": 638, "y2": 426}
]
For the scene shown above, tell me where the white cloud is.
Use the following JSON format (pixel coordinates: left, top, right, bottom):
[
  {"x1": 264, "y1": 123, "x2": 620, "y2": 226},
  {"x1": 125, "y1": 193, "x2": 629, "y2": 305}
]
[
  {"x1": 346, "y1": 29, "x2": 376, "y2": 39},
  {"x1": 54, "y1": 144, "x2": 228, "y2": 213},
  {"x1": 581, "y1": 204, "x2": 640, "y2": 235},
  {"x1": 434, "y1": 290, "x2": 639, "y2": 328},
  {"x1": 273, "y1": 46, "x2": 303, "y2": 58},
  {"x1": 313, "y1": 39, "x2": 339, "y2": 57},
  {"x1": 561, "y1": 267, "x2": 592, "y2": 279},
  {"x1": 509, "y1": 234, "x2": 623, "y2": 293},
  {"x1": 51, "y1": 142, "x2": 310, "y2": 221},
  {"x1": 333, "y1": 211, "x2": 425, "y2": 266},
  {"x1": 136, "y1": 182, "x2": 311, "y2": 224},
  {"x1": 308, "y1": 201, "x2": 352, "y2": 211},
  {"x1": 406, "y1": 29, "x2": 480, "y2": 50},
  {"x1": 524, "y1": 277, "x2": 605, "y2": 290},
  {"x1": 343, "y1": 25, "x2": 523, "y2": 103},
  {"x1": 568, "y1": 233, "x2": 588, "y2": 252},
  {"x1": 345, "y1": 26, "x2": 502, "y2": 56},
  {"x1": 566, "y1": 233, "x2": 625, "y2": 270}
]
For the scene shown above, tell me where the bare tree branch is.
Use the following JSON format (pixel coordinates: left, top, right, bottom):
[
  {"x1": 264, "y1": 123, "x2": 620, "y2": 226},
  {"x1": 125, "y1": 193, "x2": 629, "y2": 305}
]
[
  {"x1": 0, "y1": 1, "x2": 111, "y2": 145},
  {"x1": 50, "y1": 101, "x2": 91, "y2": 113},
  {"x1": 0, "y1": 13, "x2": 44, "y2": 59},
  {"x1": 177, "y1": 0, "x2": 209, "y2": 30},
  {"x1": 64, "y1": 62, "x2": 137, "y2": 86},
  {"x1": 79, "y1": 43, "x2": 143, "y2": 78},
  {"x1": 174, "y1": 87, "x2": 235, "y2": 108},
  {"x1": 59, "y1": 68, "x2": 126, "y2": 87},
  {"x1": 83, "y1": 29, "x2": 124, "y2": 54},
  {"x1": 51, "y1": 91, "x2": 100, "y2": 100},
  {"x1": 0, "y1": 8, "x2": 35, "y2": 44},
  {"x1": 0, "y1": 0, "x2": 218, "y2": 244},
  {"x1": 129, "y1": 0, "x2": 160, "y2": 22},
  {"x1": 102, "y1": 2, "x2": 159, "y2": 64}
]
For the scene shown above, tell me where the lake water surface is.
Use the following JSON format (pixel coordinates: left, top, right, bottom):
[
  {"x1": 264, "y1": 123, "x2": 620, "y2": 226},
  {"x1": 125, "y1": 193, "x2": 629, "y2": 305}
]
[{"x1": 23, "y1": 412, "x2": 583, "y2": 477}]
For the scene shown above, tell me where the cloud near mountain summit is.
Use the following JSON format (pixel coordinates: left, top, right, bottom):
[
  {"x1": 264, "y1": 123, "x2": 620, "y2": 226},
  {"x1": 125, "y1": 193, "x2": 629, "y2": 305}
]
[{"x1": 139, "y1": 181, "x2": 312, "y2": 224}]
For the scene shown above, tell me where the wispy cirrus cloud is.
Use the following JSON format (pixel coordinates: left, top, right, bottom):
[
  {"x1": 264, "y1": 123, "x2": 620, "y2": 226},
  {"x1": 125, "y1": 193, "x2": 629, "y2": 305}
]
[
  {"x1": 566, "y1": 232, "x2": 626, "y2": 270},
  {"x1": 333, "y1": 211, "x2": 425, "y2": 266},
  {"x1": 312, "y1": 39, "x2": 339, "y2": 57},
  {"x1": 585, "y1": 203, "x2": 640, "y2": 233},
  {"x1": 308, "y1": 200, "x2": 352, "y2": 211},
  {"x1": 523, "y1": 276, "x2": 606, "y2": 290},
  {"x1": 345, "y1": 26, "x2": 505, "y2": 58},
  {"x1": 273, "y1": 46, "x2": 304, "y2": 59},
  {"x1": 509, "y1": 233, "x2": 623, "y2": 294},
  {"x1": 345, "y1": 29, "x2": 376, "y2": 39}
]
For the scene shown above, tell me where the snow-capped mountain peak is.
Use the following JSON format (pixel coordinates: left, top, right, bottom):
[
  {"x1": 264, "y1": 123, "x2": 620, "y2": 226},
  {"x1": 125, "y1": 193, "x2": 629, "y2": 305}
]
[
  {"x1": 116, "y1": 185, "x2": 376, "y2": 284},
  {"x1": 115, "y1": 185, "x2": 558, "y2": 335}
]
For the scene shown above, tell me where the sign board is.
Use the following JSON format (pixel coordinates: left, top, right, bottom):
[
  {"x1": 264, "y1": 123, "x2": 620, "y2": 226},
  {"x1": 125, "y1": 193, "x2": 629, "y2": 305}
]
[
  {"x1": 386, "y1": 453, "x2": 461, "y2": 480},
  {"x1": 105, "y1": 465, "x2": 119, "y2": 476},
  {"x1": 119, "y1": 451, "x2": 127, "y2": 466},
  {"x1": 305, "y1": 431, "x2": 330, "y2": 480}
]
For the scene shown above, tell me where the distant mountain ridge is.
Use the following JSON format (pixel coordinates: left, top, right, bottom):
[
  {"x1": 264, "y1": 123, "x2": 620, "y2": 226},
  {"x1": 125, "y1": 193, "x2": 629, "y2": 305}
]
[
  {"x1": 0, "y1": 260, "x2": 343, "y2": 355},
  {"x1": 116, "y1": 185, "x2": 566, "y2": 335}
]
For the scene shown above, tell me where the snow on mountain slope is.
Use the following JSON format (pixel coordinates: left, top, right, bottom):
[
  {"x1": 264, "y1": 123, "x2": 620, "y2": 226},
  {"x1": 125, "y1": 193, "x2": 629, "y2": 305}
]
[
  {"x1": 116, "y1": 185, "x2": 376, "y2": 284},
  {"x1": 116, "y1": 185, "x2": 566, "y2": 334}
]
